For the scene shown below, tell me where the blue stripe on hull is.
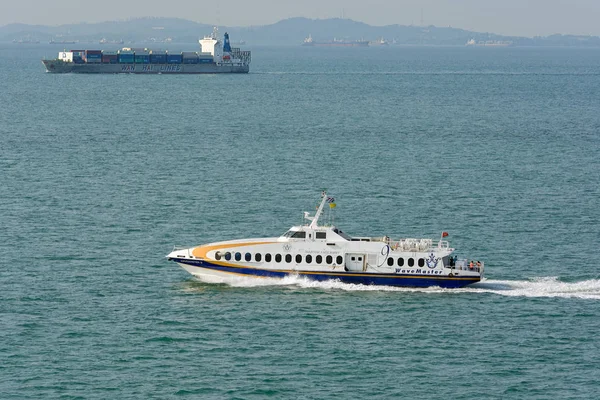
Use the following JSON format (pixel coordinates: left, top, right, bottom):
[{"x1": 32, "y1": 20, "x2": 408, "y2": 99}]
[{"x1": 172, "y1": 258, "x2": 479, "y2": 289}]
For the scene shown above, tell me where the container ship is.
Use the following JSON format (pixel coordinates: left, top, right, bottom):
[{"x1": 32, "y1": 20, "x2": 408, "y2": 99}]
[
  {"x1": 302, "y1": 34, "x2": 369, "y2": 47},
  {"x1": 42, "y1": 29, "x2": 250, "y2": 74}
]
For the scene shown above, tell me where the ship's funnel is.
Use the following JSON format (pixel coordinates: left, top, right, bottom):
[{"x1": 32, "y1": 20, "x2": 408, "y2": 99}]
[{"x1": 223, "y1": 32, "x2": 232, "y2": 53}]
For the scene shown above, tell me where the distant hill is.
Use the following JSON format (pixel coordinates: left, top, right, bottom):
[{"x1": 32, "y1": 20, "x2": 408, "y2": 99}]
[{"x1": 2, "y1": 16, "x2": 600, "y2": 47}]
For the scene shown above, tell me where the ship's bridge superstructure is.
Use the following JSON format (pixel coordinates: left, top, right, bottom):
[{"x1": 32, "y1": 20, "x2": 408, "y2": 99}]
[{"x1": 199, "y1": 27, "x2": 251, "y2": 66}]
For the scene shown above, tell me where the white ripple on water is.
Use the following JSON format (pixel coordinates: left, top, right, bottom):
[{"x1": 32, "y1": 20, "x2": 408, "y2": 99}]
[{"x1": 200, "y1": 275, "x2": 600, "y2": 300}]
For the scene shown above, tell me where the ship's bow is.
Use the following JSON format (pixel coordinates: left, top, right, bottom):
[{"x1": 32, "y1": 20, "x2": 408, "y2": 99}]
[{"x1": 42, "y1": 60, "x2": 73, "y2": 73}]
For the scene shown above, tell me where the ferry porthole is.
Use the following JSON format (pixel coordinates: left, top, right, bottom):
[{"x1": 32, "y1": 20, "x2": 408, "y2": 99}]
[
  {"x1": 235, "y1": 252, "x2": 242, "y2": 261},
  {"x1": 408, "y1": 258, "x2": 414, "y2": 267},
  {"x1": 295, "y1": 254, "x2": 302, "y2": 263},
  {"x1": 265, "y1": 253, "x2": 272, "y2": 262},
  {"x1": 255, "y1": 253, "x2": 262, "y2": 262},
  {"x1": 306, "y1": 255, "x2": 312, "y2": 264},
  {"x1": 275, "y1": 254, "x2": 282, "y2": 263},
  {"x1": 225, "y1": 252, "x2": 232, "y2": 261},
  {"x1": 336, "y1": 256, "x2": 343, "y2": 265},
  {"x1": 397, "y1": 258, "x2": 404, "y2": 266},
  {"x1": 245, "y1": 252, "x2": 252, "y2": 262},
  {"x1": 285, "y1": 254, "x2": 292, "y2": 263},
  {"x1": 387, "y1": 257, "x2": 394, "y2": 267},
  {"x1": 316, "y1": 255, "x2": 322, "y2": 264},
  {"x1": 418, "y1": 258, "x2": 425, "y2": 267},
  {"x1": 326, "y1": 255, "x2": 333, "y2": 264},
  {"x1": 215, "y1": 252, "x2": 222, "y2": 261}
]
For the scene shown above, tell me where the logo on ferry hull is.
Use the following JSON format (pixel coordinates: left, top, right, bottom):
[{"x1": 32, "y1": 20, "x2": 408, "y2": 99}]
[{"x1": 426, "y1": 252, "x2": 439, "y2": 269}]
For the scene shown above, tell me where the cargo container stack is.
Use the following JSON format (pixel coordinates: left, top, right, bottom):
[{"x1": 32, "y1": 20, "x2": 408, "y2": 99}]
[
  {"x1": 101, "y1": 51, "x2": 118, "y2": 64},
  {"x1": 182, "y1": 52, "x2": 199, "y2": 64},
  {"x1": 134, "y1": 50, "x2": 150, "y2": 64},
  {"x1": 166, "y1": 53, "x2": 183, "y2": 64},
  {"x1": 118, "y1": 50, "x2": 134, "y2": 63},
  {"x1": 84, "y1": 50, "x2": 102, "y2": 63},
  {"x1": 150, "y1": 50, "x2": 167, "y2": 64},
  {"x1": 198, "y1": 52, "x2": 214, "y2": 64},
  {"x1": 71, "y1": 50, "x2": 85, "y2": 64}
]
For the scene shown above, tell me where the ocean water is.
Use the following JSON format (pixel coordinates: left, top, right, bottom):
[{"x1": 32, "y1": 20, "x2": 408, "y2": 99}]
[{"x1": 1, "y1": 44, "x2": 600, "y2": 399}]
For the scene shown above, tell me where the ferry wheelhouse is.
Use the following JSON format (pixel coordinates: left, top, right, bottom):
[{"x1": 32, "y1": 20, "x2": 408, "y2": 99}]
[{"x1": 167, "y1": 193, "x2": 484, "y2": 288}]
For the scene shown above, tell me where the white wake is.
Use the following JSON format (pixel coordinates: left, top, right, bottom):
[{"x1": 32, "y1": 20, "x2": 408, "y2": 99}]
[{"x1": 192, "y1": 275, "x2": 600, "y2": 300}]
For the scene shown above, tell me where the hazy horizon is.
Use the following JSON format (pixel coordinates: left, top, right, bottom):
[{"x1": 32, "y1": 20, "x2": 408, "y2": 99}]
[{"x1": 2, "y1": 0, "x2": 600, "y2": 37}]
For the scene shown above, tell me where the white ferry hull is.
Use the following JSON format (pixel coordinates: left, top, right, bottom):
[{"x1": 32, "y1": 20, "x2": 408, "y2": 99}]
[{"x1": 172, "y1": 258, "x2": 481, "y2": 288}]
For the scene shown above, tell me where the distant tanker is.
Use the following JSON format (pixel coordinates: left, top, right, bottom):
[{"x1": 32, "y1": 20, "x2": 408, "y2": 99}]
[{"x1": 302, "y1": 34, "x2": 369, "y2": 47}]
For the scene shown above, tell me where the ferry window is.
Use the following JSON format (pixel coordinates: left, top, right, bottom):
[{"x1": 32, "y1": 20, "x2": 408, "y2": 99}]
[
  {"x1": 326, "y1": 255, "x2": 333, "y2": 264},
  {"x1": 255, "y1": 253, "x2": 262, "y2": 262},
  {"x1": 351, "y1": 257, "x2": 355, "y2": 261},
  {"x1": 275, "y1": 254, "x2": 282, "y2": 263},
  {"x1": 397, "y1": 258, "x2": 404, "y2": 267},
  {"x1": 282, "y1": 230, "x2": 294, "y2": 238},
  {"x1": 245, "y1": 252, "x2": 251, "y2": 262},
  {"x1": 316, "y1": 232, "x2": 326, "y2": 239},
  {"x1": 225, "y1": 252, "x2": 231, "y2": 261},
  {"x1": 336, "y1": 256, "x2": 343, "y2": 264},
  {"x1": 387, "y1": 257, "x2": 394, "y2": 267},
  {"x1": 235, "y1": 252, "x2": 242, "y2": 261},
  {"x1": 332, "y1": 228, "x2": 352, "y2": 241},
  {"x1": 285, "y1": 254, "x2": 292, "y2": 263},
  {"x1": 418, "y1": 258, "x2": 424, "y2": 267},
  {"x1": 265, "y1": 253, "x2": 272, "y2": 262},
  {"x1": 306, "y1": 255, "x2": 312, "y2": 264},
  {"x1": 408, "y1": 258, "x2": 414, "y2": 267},
  {"x1": 215, "y1": 252, "x2": 222, "y2": 261},
  {"x1": 295, "y1": 254, "x2": 302, "y2": 263},
  {"x1": 358, "y1": 257, "x2": 362, "y2": 261},
  {"x1": 292, "y1": 231, "x2": 306, "y2": 239},
  {"x1": 316, "y1": 255, "x2": 322, "y2": 264}
]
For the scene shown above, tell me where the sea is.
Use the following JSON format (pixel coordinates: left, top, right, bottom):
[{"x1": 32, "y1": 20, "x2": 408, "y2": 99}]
[{"x1": 1, "y1": 43, "x2": 599, "y2": 399}]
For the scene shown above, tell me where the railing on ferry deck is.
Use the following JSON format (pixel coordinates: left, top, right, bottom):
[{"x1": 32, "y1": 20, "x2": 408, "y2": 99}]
[{"x1": 451, "y1": 259, "x2": 483, "y2": 273}]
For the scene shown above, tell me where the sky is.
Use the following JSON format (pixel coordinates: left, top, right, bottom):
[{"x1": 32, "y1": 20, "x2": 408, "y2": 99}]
[{"x1": 2, "y1": 0, "x2": 600, "y2": 37}]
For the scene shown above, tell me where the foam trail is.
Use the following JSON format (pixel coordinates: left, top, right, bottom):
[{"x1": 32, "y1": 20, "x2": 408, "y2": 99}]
[
  {"x1": 466, "y1": 277, "x2": 600, "y2": 299},
  {"x1": 193, "y1": 275, "x2": 600, "y2": 299}
]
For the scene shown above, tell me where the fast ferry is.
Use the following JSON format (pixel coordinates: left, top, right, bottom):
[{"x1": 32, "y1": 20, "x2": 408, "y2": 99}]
[{"x1": 167, "y1": 192, "x2": 484, "y2": 288}]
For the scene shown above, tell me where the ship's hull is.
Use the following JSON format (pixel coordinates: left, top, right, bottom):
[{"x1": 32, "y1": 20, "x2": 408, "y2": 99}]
[
  {"x1": 173, "y1": 258, "x2": 480, "y2": 288},
  {"x1": 42, "y1": 60, "x2": 249, "y2": 74}
]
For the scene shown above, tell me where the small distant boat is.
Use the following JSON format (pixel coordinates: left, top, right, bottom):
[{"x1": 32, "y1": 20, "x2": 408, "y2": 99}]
[
  {"x1": 13, "y1": 38, "x2": 40, "y2": 44},
  {"x1": 466, "y1": 38, "x2": 513, "y2": 47},
  {"x1": 49, "y1": 39, "x2": 78, "y2": 45},
  {"x1": 99, "y1": 38, "x2": 124, "y2": 45},
  {"x1": 167, "y1": 192, "x2": 485, "y2": 288},
  {"x1": 302, "y1": 34, "x2": 369, "y2": 47},
  {"x1": 369, "y1": 37, "x2": 389, "y2": 46}
]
